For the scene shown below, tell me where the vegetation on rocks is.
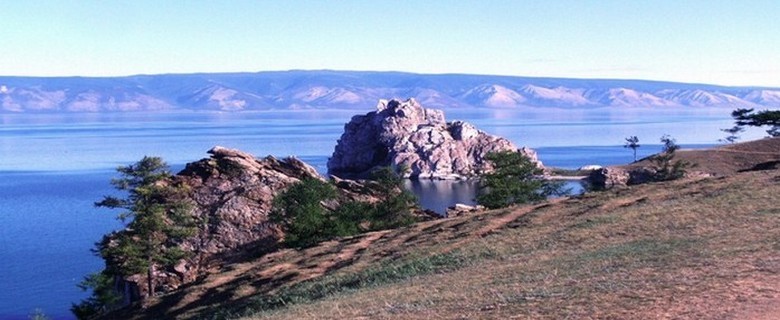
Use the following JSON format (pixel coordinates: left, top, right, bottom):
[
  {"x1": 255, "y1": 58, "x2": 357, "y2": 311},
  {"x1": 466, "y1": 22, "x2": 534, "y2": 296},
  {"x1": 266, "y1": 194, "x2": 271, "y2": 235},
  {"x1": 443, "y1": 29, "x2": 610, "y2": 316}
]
[{"x1": 270, "y1": 166, "x2": 418, "y2": 249}]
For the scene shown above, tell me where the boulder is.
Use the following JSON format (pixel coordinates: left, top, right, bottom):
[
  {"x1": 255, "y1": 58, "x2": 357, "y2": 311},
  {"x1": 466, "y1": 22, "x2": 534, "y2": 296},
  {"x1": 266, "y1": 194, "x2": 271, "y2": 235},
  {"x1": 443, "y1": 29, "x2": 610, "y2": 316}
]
[
  {"x1": 588, "y1": 167, "x2": 630, "y2": 189},
  {"x1": 445, "y1": 203, "x2": 486, "y2": 217},
  {"x1": 328, "y1": 98, "x2": 541, "y2": 179}
]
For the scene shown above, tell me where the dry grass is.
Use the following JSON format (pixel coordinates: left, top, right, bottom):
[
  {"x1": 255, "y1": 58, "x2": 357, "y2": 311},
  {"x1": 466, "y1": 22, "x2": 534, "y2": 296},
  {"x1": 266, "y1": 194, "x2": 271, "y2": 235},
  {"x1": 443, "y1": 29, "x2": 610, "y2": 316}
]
[
  {"x1": 626, "y1": 136, "x2": 780, "y2": 176},
  {"x1": 111, "y1": 138, "x2": 780, "y2": 319}
]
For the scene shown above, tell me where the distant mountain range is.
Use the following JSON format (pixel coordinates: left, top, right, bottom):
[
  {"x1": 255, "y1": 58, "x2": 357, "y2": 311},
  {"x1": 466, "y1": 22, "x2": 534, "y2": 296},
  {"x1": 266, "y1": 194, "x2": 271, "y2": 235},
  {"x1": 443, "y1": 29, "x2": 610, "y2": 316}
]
[{"x1": 1, "y1": 70, "x2": 779, "y2": 112}]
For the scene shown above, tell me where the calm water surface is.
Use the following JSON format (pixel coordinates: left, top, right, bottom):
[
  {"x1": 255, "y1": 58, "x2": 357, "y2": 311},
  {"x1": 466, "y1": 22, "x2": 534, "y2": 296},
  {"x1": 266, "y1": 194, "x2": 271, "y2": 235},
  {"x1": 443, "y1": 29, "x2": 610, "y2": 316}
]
[{"x1": 0, "y1": 108, "x2": 759, "y2": 319}]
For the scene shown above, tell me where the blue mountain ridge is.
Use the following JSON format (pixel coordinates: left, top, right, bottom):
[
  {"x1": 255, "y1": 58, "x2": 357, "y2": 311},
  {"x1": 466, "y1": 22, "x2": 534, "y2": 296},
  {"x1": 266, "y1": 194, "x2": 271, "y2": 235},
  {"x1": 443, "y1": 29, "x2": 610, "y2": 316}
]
[{"x1": 1, "y1": 70, "x2": 778, "y2": 112}]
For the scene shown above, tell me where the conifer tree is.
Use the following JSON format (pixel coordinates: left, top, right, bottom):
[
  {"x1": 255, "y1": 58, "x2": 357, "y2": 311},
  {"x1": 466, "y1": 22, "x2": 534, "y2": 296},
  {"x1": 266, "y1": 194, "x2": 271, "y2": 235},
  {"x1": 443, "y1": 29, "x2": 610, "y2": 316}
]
[
  {"x1": 732, "y1": 108, "x2": 780, "y2": 137},
  {"x1": 624, "y1": 136, "x2": 640, "y2": 162},
  {"x1": 90, "y1": 156, "x2": 196, "y2": 302},
  {"x1": 477, "y1": 151, "x2": 565, "y2": 209}
]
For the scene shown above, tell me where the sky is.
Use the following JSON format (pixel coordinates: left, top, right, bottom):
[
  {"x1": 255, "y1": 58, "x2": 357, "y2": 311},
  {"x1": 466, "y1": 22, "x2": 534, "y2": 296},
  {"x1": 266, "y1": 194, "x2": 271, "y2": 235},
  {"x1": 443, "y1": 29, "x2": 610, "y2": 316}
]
[{"x1": 1, "y1": 1, "x2": 778, "y2": 87}]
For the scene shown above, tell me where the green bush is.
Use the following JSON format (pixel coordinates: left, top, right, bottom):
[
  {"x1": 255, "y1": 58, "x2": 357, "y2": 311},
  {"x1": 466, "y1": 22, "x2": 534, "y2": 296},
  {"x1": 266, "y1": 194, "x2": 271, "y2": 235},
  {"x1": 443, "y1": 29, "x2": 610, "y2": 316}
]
[{"x1": 270, "y1": 167, "x2": 418, "y2": 249}]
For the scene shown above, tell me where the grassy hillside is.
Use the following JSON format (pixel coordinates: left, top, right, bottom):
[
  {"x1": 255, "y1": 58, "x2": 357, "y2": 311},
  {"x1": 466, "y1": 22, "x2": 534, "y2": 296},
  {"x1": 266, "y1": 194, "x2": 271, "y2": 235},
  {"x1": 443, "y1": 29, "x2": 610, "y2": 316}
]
[{"x1": 113, "y1": 141, "x2": 780, "y2": 320}]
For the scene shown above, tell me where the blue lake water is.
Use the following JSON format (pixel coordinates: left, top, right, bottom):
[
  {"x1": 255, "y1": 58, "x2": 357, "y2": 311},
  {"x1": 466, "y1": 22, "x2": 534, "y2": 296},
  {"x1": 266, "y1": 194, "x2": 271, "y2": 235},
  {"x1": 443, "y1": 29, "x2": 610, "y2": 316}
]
[{"x1": 0, "y1": 108, "x2": 765, "y2": 319}]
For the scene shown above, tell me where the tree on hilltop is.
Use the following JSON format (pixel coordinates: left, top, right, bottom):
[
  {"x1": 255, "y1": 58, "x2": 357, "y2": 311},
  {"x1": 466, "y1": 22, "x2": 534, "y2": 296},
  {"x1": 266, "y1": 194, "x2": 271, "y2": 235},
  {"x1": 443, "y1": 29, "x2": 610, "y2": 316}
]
[
  {"x1": 624, "y1": 136, "x2": 640, "y2": 162},
  {"x1": 731, "y1": 108, "x2": 780, "y2": 137}
]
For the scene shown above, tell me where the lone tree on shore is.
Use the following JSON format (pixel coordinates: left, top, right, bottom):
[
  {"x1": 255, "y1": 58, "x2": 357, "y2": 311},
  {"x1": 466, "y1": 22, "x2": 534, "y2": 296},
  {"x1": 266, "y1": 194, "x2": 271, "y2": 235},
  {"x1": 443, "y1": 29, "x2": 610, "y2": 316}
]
[
  {"x1": 74, "y1": 156, "x2": 197, "y2": 319},
  {"x1": 651, "y1": 135, "x2": 694, "y2": 181},
  {"x1": 731, "y1": 108, "x2": 780, "y2": 137},
  {"x1": 476, "y1": 151, "x2": 566, "y2": 209},
  {"x1": 624, "y1": 136, "x2": 640, "y2": 162}
]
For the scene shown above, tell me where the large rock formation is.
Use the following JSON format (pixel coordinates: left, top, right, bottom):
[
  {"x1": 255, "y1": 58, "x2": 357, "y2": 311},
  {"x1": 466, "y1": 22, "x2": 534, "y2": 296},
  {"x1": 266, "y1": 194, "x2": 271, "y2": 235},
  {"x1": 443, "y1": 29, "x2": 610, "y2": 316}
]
[
  {"x1": 328, "y1": 98, "x2": 541, "y2": 179},
  {"x1": 116, "y1": 146, "x2": 412, "y2": 300}
]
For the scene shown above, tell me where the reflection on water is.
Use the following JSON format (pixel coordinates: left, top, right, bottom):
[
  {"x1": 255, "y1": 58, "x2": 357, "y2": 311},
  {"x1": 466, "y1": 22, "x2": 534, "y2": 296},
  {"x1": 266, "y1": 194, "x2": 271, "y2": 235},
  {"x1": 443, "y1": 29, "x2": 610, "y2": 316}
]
[
  {"x1": 404, "y1": 179, "x2": 586, "y2": 214},
  {"x1": 404, "y1": 180, "x2": 480, "y2": 214}
]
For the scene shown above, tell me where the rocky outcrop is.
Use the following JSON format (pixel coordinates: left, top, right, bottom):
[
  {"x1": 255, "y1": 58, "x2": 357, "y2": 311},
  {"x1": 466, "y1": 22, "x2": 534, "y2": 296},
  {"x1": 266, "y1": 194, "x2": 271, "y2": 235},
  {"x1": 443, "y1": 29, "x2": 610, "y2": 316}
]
[
  {"x1": 118, "y1": 146, "x2": 412, "y2": 300},
  {"x1": 588, "y1": 167, "x2": 653, "y2": 189},
  {"x1": 176, "y1": 146, "x2": 322, "y2": 259},
  {"x1": 588, "y1": 166, "x2": 710, "y2": 189},
  {"x1": 328, "y1": 98, "x2": 541, "y2": 179},
  {"x1": 116, "y1": 147, "x2": 324, "y2": 299}
]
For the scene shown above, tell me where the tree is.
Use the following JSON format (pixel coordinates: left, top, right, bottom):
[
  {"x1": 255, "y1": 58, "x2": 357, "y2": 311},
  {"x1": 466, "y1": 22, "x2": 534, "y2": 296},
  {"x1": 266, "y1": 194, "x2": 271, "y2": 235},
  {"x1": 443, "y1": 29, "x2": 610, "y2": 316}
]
[
  {"x1": 365, "y1": 166, "x2": 417, "y2": 230},
  {"x1": 476, "y1": 151, "x2": 565, "y2": 209},
  {"x1": 719, "y1": 125, "x2": 744, "y2": 144},
  {"x1": 624, "y1": 136, "x2": 640, "y2": 162},
  {"x1": 270, "y1": 177, "x2": 338, "y2": 248},
  {"x1": 71, "y1": 270, "x2": 123, "y2": 319},
  {"x1": 91, "y1": 157, "x2": 196, "y2": 301},
  {"x1": 732, "y1": 108, "x2": 780, "y2": 137},
  {"x1": 651, "y1": 135, "x2": 694, "y2": 181},
  {"x1": 270, "y1": 167, "x2": 418, "y2": 249}
]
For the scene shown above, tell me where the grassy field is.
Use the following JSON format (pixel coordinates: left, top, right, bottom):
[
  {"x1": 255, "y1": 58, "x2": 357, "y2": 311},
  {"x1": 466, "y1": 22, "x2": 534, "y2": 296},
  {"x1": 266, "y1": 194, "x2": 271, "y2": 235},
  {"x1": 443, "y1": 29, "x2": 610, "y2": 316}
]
[{"x1": 115, "y1": 138, "x2": 780, "y2": 320}]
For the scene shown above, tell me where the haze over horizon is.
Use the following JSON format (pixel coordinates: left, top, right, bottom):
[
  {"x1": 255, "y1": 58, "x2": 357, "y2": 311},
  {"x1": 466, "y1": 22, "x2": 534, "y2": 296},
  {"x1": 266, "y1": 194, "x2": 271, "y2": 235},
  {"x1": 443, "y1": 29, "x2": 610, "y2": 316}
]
[{"x1": 1, "y1": 1, "x2": 779, "y2": 87}]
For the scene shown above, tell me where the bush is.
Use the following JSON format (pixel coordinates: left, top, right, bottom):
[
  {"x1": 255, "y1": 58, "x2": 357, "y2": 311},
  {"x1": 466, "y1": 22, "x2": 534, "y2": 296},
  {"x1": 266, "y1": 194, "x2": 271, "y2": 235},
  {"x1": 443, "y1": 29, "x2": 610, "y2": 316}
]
[{"x1": 270, "y1": 167, "x2": 419, "y2": 249}]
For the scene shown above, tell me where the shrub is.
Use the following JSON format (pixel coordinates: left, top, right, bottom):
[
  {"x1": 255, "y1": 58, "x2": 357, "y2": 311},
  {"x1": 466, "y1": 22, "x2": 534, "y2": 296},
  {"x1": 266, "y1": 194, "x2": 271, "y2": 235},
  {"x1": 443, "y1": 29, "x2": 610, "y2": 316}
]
[{"x1": 270, "y1": 167, "x2": 419, "y2": 249}]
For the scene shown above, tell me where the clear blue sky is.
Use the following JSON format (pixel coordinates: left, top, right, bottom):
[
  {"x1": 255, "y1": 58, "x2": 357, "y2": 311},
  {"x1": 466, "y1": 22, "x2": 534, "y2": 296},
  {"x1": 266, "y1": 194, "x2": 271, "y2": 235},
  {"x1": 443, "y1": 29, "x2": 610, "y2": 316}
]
[{"x1": 1, "y1": 1, "x2": 778, "y2": 87}]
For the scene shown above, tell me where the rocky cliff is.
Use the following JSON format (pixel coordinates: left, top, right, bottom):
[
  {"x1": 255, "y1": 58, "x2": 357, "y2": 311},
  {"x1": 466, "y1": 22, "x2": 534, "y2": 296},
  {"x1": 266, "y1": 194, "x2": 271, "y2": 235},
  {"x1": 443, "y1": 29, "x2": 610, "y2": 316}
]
[
  {"x1": 117, "y1": 146, "x2": 403, "y2": 300},
  {"x1": 327, "y1": 98, "x2": 541, "y2": 179}
]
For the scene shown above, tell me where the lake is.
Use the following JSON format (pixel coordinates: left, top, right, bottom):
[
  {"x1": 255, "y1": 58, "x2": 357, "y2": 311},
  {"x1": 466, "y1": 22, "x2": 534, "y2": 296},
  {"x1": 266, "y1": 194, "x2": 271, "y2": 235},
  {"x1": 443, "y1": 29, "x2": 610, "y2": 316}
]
[{"x1": 0, "y1": 107, "x2": 762, "y2": 319}]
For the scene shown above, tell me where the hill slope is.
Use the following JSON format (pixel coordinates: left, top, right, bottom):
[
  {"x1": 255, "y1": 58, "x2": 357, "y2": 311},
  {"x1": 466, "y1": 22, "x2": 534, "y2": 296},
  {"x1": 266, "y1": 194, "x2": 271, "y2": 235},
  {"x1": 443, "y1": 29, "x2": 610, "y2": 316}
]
[
  {"x1": 3, "y1": 70, "x2": 780, "y2": 112},
  {"x1": 112, "y1": 143, "x2": 780, "y2": 319},
  {"x1": 627, "y1": 137, "x2": 780, "y2": 176}
]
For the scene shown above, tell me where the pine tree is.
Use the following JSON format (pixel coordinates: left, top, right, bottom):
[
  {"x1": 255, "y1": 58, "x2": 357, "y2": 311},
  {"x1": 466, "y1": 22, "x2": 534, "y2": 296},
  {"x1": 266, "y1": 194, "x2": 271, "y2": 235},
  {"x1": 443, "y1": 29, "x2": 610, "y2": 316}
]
[
  {"x1": 732, "y1": 108, "x2": 780, "y2": 137},
  {"x1": 477, "y1": 151, "x2": 565, "y2": 209},
  {"x1": 624, "y1": 136, "x2": 640, "y2": 162},
  {"x1": 93, "y1": 156, "x2": 196, "y2": 299},
  {"x1": 651, "y1": 135, "x2": 694, "y2": 181}
]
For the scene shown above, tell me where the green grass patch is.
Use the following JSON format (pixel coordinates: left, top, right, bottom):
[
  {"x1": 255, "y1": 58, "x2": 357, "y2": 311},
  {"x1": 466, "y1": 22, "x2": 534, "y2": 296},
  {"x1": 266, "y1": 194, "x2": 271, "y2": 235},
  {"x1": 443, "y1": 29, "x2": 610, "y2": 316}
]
[
  {"x1": 754, "y1": 208, "x2": 780, "y2": 215},
  {"x1": 202, "y1": 249, "x2": 488, "y2": 319},
  {"x1": 574, "y1": 238, "x2": 699, "y2": 267}
]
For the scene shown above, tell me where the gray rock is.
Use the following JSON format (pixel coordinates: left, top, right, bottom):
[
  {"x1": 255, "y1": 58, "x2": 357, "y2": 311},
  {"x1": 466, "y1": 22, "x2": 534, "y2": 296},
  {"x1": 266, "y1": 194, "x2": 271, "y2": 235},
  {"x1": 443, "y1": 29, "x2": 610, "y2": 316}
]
[
  {"x1": 445, "y1": 203, "x2": 486, "y2": 217},
  {"x1": 328, "y1": 98, "x2": 541, "y2": 179}
]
